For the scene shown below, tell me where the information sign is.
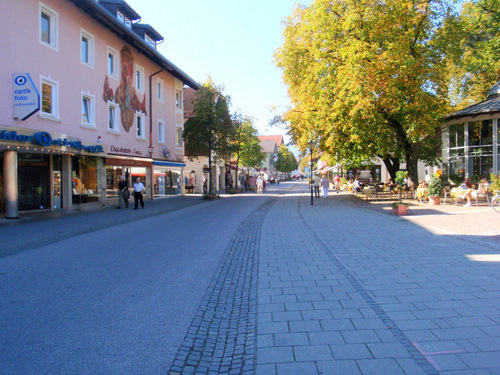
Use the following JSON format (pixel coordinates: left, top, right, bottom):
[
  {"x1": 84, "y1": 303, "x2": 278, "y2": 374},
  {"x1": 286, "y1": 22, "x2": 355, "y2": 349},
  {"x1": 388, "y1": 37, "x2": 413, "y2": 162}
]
[{"x1": 13, "y1": 73, "x2": 40, "y2": 121}]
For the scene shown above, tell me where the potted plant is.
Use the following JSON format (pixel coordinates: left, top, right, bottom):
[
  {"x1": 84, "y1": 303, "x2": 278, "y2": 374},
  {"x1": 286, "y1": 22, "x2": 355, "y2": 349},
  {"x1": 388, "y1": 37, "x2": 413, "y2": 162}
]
[
  {"x1": 391, "y1": 200, "x2": 410, "y2": 215},
  {"x1": 427, "y1": 170, "x2": 444, "y2": 205}
]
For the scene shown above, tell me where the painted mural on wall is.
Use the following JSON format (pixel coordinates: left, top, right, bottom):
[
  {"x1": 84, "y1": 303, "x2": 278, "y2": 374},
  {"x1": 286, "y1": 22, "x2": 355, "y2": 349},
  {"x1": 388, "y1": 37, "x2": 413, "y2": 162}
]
[{"x1": 103, "y1": 46, "x2": 147, "y2": 132}]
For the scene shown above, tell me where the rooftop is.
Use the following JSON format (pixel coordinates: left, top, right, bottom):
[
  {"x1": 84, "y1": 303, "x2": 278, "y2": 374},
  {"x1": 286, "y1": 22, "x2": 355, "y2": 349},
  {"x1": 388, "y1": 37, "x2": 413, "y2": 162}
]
[
  {"x1": 258, "y1": 135, "x2": 284, "y2": 147},
  {"x1": 444, "y1": 81, "x2": 500, "y2": 121}
]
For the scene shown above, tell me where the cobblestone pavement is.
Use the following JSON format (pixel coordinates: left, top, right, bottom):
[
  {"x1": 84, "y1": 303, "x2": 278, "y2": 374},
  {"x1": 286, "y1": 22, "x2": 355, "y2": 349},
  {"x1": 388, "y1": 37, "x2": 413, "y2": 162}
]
[
  {"x1": 256, "y1": 184, "x2": 500, "y2": 374},
  {"x1": 169, "y1": 198, "x2": 277, "y2": 375}
]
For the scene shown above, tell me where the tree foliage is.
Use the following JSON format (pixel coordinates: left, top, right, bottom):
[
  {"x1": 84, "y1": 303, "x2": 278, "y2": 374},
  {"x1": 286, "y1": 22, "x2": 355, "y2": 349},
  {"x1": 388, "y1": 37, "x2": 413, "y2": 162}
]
[
  {"x1": 444, "y1": 0, "x2": 500, "y2": 107},
  {"x1": 232, "y1": 115, "x2": 266, "y2": 170},
  {"x1": 183, "y1": 79, "x2": 233, "y2": 193},
  {"x1": 275, "y1": 0, "x2": 458, "y2": 185},
  {"x1": 275, "y1": 144, "x2": 298, "y2": 174}
]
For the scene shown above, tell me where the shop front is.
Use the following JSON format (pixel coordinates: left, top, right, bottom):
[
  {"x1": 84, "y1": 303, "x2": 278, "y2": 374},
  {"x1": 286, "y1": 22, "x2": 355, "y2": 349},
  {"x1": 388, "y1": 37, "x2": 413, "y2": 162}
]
[
  {"x1": 105, "y1": 156, "x2": 152, "y2": 203},
  {"x1": 153, "y1": 161, "x2": 185, "y2": 198},
  {"x1": 0, "y1": 127, "x2": 105, "y2": 217},
  {"x1": 443, "y1": 82, "x2": 499, "y2": 181}
]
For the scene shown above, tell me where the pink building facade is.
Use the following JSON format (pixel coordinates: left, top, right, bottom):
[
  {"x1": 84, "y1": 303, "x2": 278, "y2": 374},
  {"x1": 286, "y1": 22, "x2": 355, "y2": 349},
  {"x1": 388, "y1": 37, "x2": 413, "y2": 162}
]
[{"x1": 0, "y1": 0, "x2": 198, "y2": 216}]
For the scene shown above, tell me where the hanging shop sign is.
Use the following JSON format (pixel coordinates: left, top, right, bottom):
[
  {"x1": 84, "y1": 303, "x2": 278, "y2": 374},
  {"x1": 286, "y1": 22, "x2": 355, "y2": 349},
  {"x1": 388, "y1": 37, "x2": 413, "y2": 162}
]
[
  {"x1": 13, "y1": 73, "x2": 40, "y2": 121},
  {"x1": 0, "y1": 129, "x2": 104, "y2": 154}
]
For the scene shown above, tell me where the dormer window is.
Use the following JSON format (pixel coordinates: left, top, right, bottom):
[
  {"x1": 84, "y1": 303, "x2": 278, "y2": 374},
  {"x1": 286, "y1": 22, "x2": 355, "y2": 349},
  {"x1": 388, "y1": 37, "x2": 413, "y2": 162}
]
[
  {"x1": 117, "y1": 11, "x2": 131, "y2": 28},
  {"x1": 145, "y1": 35, "x2": 156, "y2": 49}
]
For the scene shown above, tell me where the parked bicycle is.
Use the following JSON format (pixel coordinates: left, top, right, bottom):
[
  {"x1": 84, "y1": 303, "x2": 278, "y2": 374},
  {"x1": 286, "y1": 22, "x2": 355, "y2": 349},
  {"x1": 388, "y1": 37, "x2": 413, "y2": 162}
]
[{"x1": 492, "y1": 191, "x2": 500, "y2": 213}]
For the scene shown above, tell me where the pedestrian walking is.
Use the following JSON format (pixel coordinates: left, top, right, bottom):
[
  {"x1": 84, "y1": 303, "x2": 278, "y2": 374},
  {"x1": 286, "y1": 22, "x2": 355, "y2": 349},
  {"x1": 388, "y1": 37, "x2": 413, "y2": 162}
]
[
  {"x1": 133, "y1": 177, "x2": 145, "y2": 209},
  {"x1": 334, "y1": 174, "x2": 341, "y2": 193},
  {"x1": 117, "y1": 176, "x2": 129, "y2": 209},
  {"x1": 202, "y1": 177, "x2": 208, "y2": 194},
  {"x1": 256, "y1": 175, "x2": 264, "y2": 195},
  {"x1": 321, "y1": 175, "x2": 329, "y2": 198},
  {"x1": 313, "y1": 174, "x2": 321, "y2": 198},
  {"x1": 353, "y1": 177, "x2": 360, "y2": 194}
]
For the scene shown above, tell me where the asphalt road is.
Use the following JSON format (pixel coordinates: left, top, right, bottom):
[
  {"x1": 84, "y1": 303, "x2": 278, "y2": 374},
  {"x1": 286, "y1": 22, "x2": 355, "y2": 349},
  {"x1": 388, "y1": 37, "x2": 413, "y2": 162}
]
[{"x1": 0, "y1": 192, "x2": 269, "y2": 374}]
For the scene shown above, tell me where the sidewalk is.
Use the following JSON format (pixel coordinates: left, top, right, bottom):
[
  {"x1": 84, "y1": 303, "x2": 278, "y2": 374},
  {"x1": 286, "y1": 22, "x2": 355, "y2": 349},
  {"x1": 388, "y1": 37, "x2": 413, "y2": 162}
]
[
  {"x1": 256, "y1": 184, "x2": 500, "y2": 374},
  {"x1": 347, "y1": 193, "x2": 500, "y2": 247}
]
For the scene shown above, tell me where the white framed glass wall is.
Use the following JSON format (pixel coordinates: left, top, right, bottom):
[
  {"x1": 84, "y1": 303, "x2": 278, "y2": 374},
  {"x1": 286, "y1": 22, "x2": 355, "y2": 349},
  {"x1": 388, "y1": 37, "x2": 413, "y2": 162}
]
[{"x1": 446, "y1": 118, "x2": 498, "y2": 182}]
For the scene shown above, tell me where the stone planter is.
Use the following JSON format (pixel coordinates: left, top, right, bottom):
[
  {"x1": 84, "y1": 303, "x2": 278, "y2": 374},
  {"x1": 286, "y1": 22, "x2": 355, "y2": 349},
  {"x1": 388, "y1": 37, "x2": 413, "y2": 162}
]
[
  {"x1": 428, "y1": 196, "x2": 441, "y2": 205},
  {"x1": 392, "y1": 205, "x2": 408, "y2": 215}
]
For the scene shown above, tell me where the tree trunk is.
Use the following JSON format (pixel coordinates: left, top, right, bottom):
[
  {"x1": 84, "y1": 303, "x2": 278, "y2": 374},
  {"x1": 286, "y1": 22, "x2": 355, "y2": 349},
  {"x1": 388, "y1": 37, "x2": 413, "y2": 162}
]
[
  {"x1": 381, "y1": 157, "x2": 400, "y2": 181},
  {"x1": 404, "y1": 141, "x2": 420, "y2": 188}
]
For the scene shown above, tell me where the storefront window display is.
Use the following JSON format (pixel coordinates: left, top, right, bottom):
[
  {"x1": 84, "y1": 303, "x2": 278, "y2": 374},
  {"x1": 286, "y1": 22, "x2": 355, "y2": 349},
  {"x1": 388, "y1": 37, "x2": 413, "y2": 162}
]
[
  {"x1": 72, "y1": 156, "x2": 102, "y2": 203},
  {"x1": 184, "y1": 171, "x2": 196, "y2": 194},
  {"x1": 106, "y1": 166, "x2": 123, "y2": 198},
  {"x1": 130, "y1": 167, "x2": 147, "y2": 189},
  {"x1": 154, "y1": 168, "x2": 181, "y2": 197}
]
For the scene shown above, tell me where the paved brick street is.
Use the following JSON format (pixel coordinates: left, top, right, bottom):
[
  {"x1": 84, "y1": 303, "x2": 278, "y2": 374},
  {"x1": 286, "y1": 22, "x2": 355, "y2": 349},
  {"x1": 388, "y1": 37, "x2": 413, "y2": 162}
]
[
  {"x1": 1, "y1": 181, "x2": 499, "y2": 374},
  {"x1": 256, "y1": 183, "x2": 500, "y2": 374}
]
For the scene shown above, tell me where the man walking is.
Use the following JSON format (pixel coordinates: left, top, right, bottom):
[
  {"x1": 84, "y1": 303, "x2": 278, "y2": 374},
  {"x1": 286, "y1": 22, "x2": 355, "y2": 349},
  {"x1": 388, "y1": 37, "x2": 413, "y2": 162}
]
[
  {"x1": 117, "y1": 176, "x2": 129, "y2": 209},
  {"x1": 133, "y1": 177, "x2": 145, "y2": 209},
  {"x1": 313, "y1": 174, "x2": 321, "y2": 198}
]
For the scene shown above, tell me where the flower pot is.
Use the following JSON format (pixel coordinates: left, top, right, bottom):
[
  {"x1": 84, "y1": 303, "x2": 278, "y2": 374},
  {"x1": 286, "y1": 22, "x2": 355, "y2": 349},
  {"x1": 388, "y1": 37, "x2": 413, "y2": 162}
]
[
  {"x1": 428, "y1": 196, "x2": 440, "y2": 205},
  {"x1": 392, "y1": 205, "x2": 408, "y2": 216}
]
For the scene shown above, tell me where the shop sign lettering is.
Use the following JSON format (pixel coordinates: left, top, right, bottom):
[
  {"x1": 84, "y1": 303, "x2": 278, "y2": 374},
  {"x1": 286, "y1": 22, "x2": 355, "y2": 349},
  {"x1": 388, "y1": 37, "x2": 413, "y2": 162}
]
[
  {"x1": 0, "y1": 130, "x2": 104, "y2": 153},
  {"x1": 13, "y1": 73, "x2": 40, "y2": 121},
  {"x1": 109, "y1": 145, "x2": 143, "y2": 156}
]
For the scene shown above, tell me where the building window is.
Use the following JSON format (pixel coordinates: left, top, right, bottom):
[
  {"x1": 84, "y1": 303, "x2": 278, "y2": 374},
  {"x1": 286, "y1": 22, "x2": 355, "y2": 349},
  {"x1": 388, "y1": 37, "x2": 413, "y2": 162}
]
[
  {"x1": 176, "y1": 91, "x2": 182, "y2": 108},
  {"x1": 81, "y1": 93, "x2": 95, "y2": 127},
  {"x1": 40, "y1": 3, "x2": 58, "y2": 49},
  {"x1": 72, "y1": 156, "x2": 101, "y2": 203},
  {"x1": 176, "y1": 127, "x2": 183, "y2": 147},
  {"x1": 108, "y1": 102, "x2": 119, "y2": 132},
  {"x1": 81, "y1": 30, "x2": 94, "y2": 67},
  {"x1": 40, "y1": 76, "x2": 59, "y2": 119},
  {"x1": 158, "y1": 121, "x2": 165, "y2": 143},
  {"x1": 108, "y1": 47, "x2": 118, "y2": 78},
  {"x1": 117, "y1": 11, "x2": 131, "y2": 28},
  {"x1": 136, "y1": 113, "x2": 145, "y2": 138},
  {"x1": 136, "y1": 65, "x2": 144, "y2": 91},
  {"x1": 157, "y1": 78, "x2": 164, "y2": 102},
  {"x1": 145, "y1": 35, "x2": 156, "y2": 49},
  {"x1": 468, "y1": 120, "x2": 494, "y2": 177}
]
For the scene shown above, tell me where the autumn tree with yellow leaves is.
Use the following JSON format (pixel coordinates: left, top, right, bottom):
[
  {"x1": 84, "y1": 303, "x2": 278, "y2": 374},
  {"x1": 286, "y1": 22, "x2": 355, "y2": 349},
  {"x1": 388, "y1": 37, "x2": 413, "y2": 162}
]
[{"x1": 275, "y1": 0, "x2": 459, "y2": 185}]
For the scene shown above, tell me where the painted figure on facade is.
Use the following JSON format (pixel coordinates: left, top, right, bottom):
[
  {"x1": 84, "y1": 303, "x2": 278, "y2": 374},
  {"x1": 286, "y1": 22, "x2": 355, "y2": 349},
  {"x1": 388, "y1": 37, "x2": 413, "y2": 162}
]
[{"x1": 103, "y1": 46, "x2": 147, "y2": 132}]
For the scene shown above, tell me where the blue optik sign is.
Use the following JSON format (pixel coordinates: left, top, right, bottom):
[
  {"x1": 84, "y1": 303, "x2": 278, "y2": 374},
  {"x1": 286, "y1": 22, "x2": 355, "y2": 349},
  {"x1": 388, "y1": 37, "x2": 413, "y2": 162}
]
[{"x1": 13, "y1": 73, "x2": 40, "y2": 121}]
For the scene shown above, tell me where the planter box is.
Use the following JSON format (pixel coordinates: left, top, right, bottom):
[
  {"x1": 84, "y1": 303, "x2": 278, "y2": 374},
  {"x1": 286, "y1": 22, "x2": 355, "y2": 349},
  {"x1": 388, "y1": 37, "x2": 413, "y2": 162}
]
[
  {"x1": 428, "y1": 196, "x2": 440, "y2": 205},
  {"x1": 392, "y1": 205, "x2": 408, "y2": 215}
]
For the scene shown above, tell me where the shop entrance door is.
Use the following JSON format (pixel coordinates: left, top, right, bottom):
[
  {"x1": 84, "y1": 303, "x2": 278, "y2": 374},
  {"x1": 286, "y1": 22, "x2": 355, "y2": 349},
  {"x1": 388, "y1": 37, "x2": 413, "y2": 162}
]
[
  {"x1": 53, "y1": 171, "x2": 61, "y2": 209},
  {"x1": 18, "y1": 154, "x2": 51, "y2": 211}
]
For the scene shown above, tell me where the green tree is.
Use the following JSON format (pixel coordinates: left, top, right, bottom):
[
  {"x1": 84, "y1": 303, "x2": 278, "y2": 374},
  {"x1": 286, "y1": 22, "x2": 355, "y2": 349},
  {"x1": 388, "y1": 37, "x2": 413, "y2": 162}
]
[
  {"x1": 183, "y1": 79, "x2": 233, "y2": 194},
  {"x1": 275, "y1": 0, "x2": 457, "y2": 185},
  {"x1": 275, "y1": 144, "x2": 298, "y2": 175},
  {"x1": 232, "y1": 115, "x2": 266, "y2": 184},
  {"x1": 444, "y1": 0, "x2": 500, "y2": 107}
]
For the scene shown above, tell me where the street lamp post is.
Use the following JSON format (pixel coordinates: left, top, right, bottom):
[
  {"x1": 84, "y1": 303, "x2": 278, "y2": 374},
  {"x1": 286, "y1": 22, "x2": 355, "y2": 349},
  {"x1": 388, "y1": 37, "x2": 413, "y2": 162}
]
[{"x1": 309, "y1": 141, "x2": 314, "y2": 206}]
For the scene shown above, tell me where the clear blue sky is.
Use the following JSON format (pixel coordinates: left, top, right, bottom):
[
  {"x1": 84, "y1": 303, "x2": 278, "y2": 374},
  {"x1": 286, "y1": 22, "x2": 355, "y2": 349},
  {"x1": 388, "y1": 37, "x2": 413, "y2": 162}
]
[{"x1": 127, "y1": 0, "x2": 310, "y2": 144}]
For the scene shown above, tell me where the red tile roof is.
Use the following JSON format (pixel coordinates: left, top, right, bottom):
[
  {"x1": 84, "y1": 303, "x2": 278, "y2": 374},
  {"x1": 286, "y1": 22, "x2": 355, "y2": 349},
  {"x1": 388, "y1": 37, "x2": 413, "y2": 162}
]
[{"x1": 258, "y1": 135, "x2": 284, "y2": 147}]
